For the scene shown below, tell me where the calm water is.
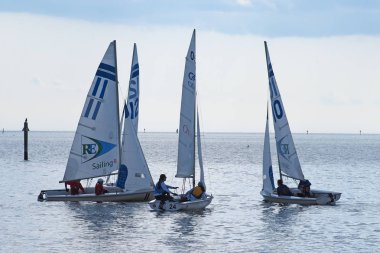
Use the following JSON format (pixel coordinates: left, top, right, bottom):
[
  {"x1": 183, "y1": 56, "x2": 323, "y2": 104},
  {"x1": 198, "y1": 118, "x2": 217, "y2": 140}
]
[{"x1": 1, "y1": 132, "x2": 380, "y2": 252}]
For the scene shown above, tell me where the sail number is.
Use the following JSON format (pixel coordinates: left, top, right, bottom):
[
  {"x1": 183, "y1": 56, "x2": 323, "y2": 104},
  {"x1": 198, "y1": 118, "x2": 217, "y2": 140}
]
[
  {"x1": 269, "y1": 78, "x2": 283, "y2": 122},
  {"x1": 125, "y1": 79, "x2": 139, "y2": 119},
  {"x1": 169, "y1": 204, "x2": 177, "y2": 210},
  {"x1": 125, "y1": 100, "x2": 139, "y2": 119},
  {"x1": 272, "y1": 100, "x2": 283, "y2": 122}
]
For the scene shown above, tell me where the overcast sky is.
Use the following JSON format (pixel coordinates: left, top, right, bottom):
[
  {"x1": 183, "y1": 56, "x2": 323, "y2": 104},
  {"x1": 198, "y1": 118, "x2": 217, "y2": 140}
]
[{"x1": 1, "y1": 0, "x2": 380, "y2": 133}]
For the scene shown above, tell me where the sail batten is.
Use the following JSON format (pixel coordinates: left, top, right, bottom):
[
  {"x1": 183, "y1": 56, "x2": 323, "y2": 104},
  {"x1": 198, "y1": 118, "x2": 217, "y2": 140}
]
[{"x1": 264, "y1": 41, "x2": 305, "y2": 180}]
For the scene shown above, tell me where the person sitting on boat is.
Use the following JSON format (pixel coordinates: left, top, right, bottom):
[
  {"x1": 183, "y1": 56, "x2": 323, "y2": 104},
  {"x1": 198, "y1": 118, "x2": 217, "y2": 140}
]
[
  {"x1": 182, "y1": 181, "x2": 206, "y2": 202},
  {"x1": 65, "y1": 180, "x2": 85, "y2": 195},
  {"x1": 154, "y1": 174, "x2": 178, "y2": 209},
  {"x1": 276, "y1": 179, "x2": 293, "y2": 196},
  {"x1": 297, "y1": 179, "x2": 313, "y2": 197},
  {"x1": 95, "y1": 178, "x2": 108, "y2": 195}
]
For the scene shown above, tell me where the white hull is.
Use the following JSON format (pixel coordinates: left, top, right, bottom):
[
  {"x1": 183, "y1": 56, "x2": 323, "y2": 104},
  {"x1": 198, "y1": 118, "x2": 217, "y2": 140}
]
[
  {"x1": 148, "y1": 195, "x2": 213, "y2": 211},
  {"x1": 260, "y1": 189, "x2": 341, "y2": 205},
  {"x1": 39, "y1": 186, "x2": 154, "y2": 202}
]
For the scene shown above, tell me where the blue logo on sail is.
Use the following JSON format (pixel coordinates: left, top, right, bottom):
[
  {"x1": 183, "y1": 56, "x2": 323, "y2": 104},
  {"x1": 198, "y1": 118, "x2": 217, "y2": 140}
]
[{"x1": 81, "y1": 136, "x2": 116, "y2": 163}]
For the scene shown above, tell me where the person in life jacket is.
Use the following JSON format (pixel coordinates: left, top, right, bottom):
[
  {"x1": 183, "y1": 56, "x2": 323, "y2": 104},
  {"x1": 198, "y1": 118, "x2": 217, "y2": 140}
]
[
  {"x1": 95, "y1": 178, "x2": 108, "y2": 195},
  {"x1": 184, "y1": 181, "x2": 206, "y2": 201},
  {"x1": 276, "y1": 179, "x2": 293, "y2": 196},
  {"x1": 154, "y1": 174, "x2": 178, "y2": 209},
  {"x1": 297, "y1": 179, "x2": 313, "y2": 197},
  {"x1": 65, "y1": 180, "x2": 85, "y2": 195}
]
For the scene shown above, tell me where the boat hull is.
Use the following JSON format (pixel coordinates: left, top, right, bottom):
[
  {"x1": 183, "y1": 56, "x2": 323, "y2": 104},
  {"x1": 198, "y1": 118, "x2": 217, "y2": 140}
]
[
  {"x1": 148, "y1": 195, "x2": 213, "y2": 211},
  {"x1": 38, "y1": 186, "x2": 154, "y2": 202},
  {"x1": 260, "y1": 189, "x2": 341, "y2": 205}
]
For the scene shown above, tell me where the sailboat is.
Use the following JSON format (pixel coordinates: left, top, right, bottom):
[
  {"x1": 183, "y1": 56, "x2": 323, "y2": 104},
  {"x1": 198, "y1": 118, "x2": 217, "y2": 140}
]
[
  {"x1": 260, "y1": 41, "x2": 341, "y2": 205},
  {"x1": 38, "y1": 41, "x2": 154, "y2": 202},
  {"x1": 149, "y1": 30, "x2": 213, "y2": 211}
]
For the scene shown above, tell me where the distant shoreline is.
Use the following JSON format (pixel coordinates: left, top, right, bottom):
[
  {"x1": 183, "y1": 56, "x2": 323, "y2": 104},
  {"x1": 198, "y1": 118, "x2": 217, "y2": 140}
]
[{"x1": 1, "y1": 131, "x2": 378, "y2": 135}]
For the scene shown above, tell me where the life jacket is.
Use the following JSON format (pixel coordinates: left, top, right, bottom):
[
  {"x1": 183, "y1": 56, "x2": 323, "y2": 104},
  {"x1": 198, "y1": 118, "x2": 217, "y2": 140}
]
[
  {"x1": 154, "y1": 181, "x2": 164, "y2": 195},
  {"x1": 95, "y1": 183, "x2": 104, "y2": 195},
  {"x1": 191, "y1": 186, "x2": 204, "y2": 199}
]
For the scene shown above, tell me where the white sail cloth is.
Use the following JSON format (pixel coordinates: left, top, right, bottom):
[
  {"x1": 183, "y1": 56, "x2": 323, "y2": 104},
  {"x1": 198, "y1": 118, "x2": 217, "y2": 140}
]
[
  {"x1": 196, "y1": 109, "x2": 206, "y2": 190},
  {"x1": 63, "y1": 41, "x2": 120, "y2": 182},
  {"x1": 264, "y1": 41, "x2": 304, "y2": 180},
  {"x1": 262, "y1": 106, "x2": 275, "y2": 193},
  {"x1": 176, "y1": 30, "x2": 196, "y2": 178},
  {"x1": 116, "y1": 44, "x2": 154, "y2": 191}
]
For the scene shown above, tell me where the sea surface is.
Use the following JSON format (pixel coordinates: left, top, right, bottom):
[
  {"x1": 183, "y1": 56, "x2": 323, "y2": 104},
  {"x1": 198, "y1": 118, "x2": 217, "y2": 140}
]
[{"x1": 1, "y1": 131, "x2": 379, "y2": 252}]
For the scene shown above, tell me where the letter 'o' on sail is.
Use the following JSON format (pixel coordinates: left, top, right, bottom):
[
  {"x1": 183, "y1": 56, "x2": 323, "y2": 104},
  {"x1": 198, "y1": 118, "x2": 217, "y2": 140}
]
[{"x1": 63, "y1": 41, "x2": 120, "y2": 181}]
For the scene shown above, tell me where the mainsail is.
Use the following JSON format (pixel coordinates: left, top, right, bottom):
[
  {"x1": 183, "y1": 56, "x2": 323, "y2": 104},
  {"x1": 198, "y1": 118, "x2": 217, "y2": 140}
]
[
  {"x1": 63, "y1": 41, "x2": 120, "y2": 181},
  {"x1": 176, "y1": 29, "x2": 196, "y2": 178},
  {"x1": 262, "y1": 105, "x2": 275, "y2": 193},
  {"x1": 116, "y1": 44, "x2": 153, "y2": 191},
  {"x1": 264, "y1": 41, "x2": 304, "y2": 180}
]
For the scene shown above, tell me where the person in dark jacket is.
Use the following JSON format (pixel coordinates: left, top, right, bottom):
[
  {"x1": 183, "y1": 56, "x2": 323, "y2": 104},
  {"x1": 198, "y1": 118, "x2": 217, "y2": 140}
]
[
  {"x1": 298, "y1": 179, "x2": 313, "y2": 197},
  {"x1": 276, "y1": 179, "x2": 293, "y2": 196}
]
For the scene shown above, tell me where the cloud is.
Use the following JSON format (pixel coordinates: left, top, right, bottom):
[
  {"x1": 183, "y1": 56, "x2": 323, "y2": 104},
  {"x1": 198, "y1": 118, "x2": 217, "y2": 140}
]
[
  {"x1": 0, "y1": 12, "x2": 380, "y2": 133},
  {"x1": 236, "y1": 0, "x2": 253, "y2": 7}
]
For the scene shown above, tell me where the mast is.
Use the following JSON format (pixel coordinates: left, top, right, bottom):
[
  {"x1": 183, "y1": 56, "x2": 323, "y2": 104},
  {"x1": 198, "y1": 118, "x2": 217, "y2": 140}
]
[
  {"x1": 193, "y1": 96, "x2": 196, "y2": 188},
  {"x1": 114, "y1": 40, "x2": 122, "y2": 173},
  {"x1": 192, "y1": 30, "x2": 197, "y2": 188}
]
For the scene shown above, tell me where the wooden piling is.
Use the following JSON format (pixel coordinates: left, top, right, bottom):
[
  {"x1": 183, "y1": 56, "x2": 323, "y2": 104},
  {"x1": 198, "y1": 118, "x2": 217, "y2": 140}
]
[{"x1": 22, "y1": 118, "x2": 29, "y2": 160}]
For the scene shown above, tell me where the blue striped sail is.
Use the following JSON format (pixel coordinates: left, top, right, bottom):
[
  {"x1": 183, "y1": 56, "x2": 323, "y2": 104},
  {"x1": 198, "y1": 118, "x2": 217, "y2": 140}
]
[
  {"x1": 116, "y1": 44, "x2": 154, "y2": 192},
  {"x1": 63, "y1": 41, "x2": 120, "y2": 181}
]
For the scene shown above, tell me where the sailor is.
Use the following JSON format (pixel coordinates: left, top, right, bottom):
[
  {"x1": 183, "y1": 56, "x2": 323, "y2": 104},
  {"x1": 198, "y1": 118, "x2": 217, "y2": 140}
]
[
  {"x1": 298, "y1": 179, "x2": 312, "y2": 197},
  {"x1": 65, "y1": 180, "x2": 85, "y2": 195},
  {"x1": 184, "y1": 181, "x2": 206, "y2": 201},
  {"x1": 154, "y1": 174, "x2": 178, "y2": 209},
  {"x1": 276, "y1": 179, "x2": 293, "y2": 196},
  {"x1": 95, "y1": 178, "x2": 108, "y2": 195}
]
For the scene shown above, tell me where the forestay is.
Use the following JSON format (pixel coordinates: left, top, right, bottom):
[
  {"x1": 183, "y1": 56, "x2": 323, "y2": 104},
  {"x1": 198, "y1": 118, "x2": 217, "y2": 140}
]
[
  {"x1": 176, "y1": 30, "x2": 196, "y2": 178},
  {"x1": 116, "y1": 44, "x2": 154, "y2": 191},
  {"x1": 63, "y1": 41, "x2": 120, "y2": 181},
  {"x1": 264, "y1": 42, "x2": 304, "y2": 180}
]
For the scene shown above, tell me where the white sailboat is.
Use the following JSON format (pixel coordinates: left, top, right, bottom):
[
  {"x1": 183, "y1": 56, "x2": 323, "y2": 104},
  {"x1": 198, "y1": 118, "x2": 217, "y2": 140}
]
[
  {"x1": 39, "y1": 41, "x2": 154, "y2": 202},
  {"x1": 260, "y1": 41, "x2": 341, "y2": 205},
  {"x1": 149, "y1": 30, "x2": 213, "y2": 211}
]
